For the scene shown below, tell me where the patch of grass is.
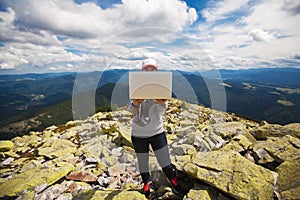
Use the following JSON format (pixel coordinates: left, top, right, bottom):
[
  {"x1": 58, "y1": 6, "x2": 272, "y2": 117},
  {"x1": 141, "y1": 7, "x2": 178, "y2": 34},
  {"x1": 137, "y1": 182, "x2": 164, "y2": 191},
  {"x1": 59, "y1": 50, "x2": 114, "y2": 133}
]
[
  {"x1": 276, "y1": 88, "x2": 300, "y2": 94},
  {"x1": 277, "y1": 100, "x2": 295, "y2": 106}
]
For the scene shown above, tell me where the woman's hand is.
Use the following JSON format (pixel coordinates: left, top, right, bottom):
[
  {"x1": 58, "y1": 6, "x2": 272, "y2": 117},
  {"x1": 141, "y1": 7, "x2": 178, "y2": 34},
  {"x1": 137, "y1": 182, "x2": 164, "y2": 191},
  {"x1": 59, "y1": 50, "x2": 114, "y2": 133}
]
[
  {"x1": 132, "y1": 99, "x2": 144, "y2": 106},
  {"x1": 156, "y1": 99, "x2": 167, "y2": 105}
]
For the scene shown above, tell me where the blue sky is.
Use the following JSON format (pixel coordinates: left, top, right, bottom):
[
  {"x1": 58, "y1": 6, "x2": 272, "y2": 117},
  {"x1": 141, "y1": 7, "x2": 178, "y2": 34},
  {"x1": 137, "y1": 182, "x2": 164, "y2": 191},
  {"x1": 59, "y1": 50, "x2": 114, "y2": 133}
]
[{"x1": 0, "y1": 0, "x2": 299, "y2": 74}]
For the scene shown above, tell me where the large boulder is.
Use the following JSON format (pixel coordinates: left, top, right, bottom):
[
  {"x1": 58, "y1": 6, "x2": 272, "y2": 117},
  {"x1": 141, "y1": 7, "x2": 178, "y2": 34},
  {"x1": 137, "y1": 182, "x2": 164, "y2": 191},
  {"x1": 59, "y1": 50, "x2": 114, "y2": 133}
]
[
  {"x1": 253, "y1": 135, "x2": 300, "y2": 162},
  {"x1": 210, "y1": 122, "x2": 249, "y2": 139},
  {"x1": 280, "y1": 186, "x2": 300, "y2": 200},
  {"x1": 0, "y1": 162, "x2": 74, "y2": 197},
  {"x1": 0, "y1": 140, "x2": 14, "y2": 152},
  {"x1": 184, "y1": 150, "x2": 277, "y2": 200},
  {"x1": 253, "y1": 123, "x2": 300, "y2": 140},
  {"x1": 275, "y1": 157, "x2": 300, "y2": 199}
]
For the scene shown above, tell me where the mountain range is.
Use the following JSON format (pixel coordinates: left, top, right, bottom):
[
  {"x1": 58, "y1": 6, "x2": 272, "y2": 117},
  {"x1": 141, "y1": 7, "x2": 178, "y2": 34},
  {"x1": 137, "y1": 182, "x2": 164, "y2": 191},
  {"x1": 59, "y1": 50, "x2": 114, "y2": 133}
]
[{"x1": 0, "y1": 68, "x2": 299, "y2": 139}]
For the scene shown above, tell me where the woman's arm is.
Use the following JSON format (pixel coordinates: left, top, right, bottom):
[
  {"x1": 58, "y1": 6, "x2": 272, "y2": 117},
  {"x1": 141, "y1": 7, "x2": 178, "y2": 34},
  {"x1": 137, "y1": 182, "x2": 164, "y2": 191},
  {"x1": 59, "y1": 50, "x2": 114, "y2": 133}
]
[
  {"x1": 128, "y1": 99, "x2": 144, "y2": 115},
  {"x1": 156, "y1": 99, "x2": 168, "y2": 112}
]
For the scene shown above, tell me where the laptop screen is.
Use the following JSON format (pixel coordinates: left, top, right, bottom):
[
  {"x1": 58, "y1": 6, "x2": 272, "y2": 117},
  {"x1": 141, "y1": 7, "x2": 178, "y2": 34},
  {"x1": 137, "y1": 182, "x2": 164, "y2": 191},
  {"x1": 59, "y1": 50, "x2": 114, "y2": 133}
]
[{"x1": 129, "y1": 72, "x2": 172, "y2": 99}]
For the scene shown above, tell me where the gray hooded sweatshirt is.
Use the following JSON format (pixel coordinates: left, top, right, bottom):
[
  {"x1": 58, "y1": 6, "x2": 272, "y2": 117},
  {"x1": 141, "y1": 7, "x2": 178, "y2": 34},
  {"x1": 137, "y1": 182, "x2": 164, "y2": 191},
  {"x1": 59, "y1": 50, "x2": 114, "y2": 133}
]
[{"x1": 128, "y1": 99, "x2": 167, "y2": 138}]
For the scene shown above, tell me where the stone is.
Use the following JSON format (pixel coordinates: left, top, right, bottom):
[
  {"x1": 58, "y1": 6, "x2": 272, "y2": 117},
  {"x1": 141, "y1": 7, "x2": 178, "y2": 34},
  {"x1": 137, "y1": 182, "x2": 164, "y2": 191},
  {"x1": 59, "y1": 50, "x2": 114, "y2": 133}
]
[
  {"x1": 221, "y1": 134, "x2": 254, "y2": 152},
  {"x1": 180, "y1": 120, "x2": 195, "y2": 128},
  {"x1": 35, "y1": 183, "x2": 68, "y2": 200},
  {"x1": 207, "y1": 132, "x2": 226, "y2": 150},
  {"x1": 173, "y1": 144, "x2": 197, "y2": 156},
  {"x1": 80, "y1": 135, "x2": 107, "y2": 161},
  {"x1": 104, "y1": 155, "x2": 119, "y2": 166},
  {"x1": 111, "y1": 147, "x2": 123, "y2": 157},
  {"x1": 66, "y1": 171, "x2": 98, "y2": 182},
  {"x1": 280, "y1": 186, "x2": 300, "y2": 200},
  {"x1": 34, "y1": 183, "x2": 48, "y2": 193},
  {"x1": 108, "y1": 164, "x2": 126, "y2": 177},
  {"x1": 193, "y1": 137, "x2": 211, "y2": 152},
  {"x1": 253, "y1": 123, "x2": 300, "y2": 140},
  {"x1": 184, "y1": 150, "x2": 276, "y2": 200},
  {"x1": 0, "y1": 140, "x2": 14, "y2": 152},
  {"x1": 253, "y1": 135, "x2": 300, "y2": 162},
  {"x1": 97, "y1": 175, "x2": 110, "y2": 187},
  {"x1": 211, "y1": 122, "x2": 248, "y2": 139},
  {"x1": 16, "y1": 190, "x2": 35, "y2": 200},
  {"x1": 111, "y1": 190, "x2": 148, "y2": 200},
  {"x1": 174, "y1": 155, "x2": 191, "y2": 170},
  {"x1": 0, "y1": 162, "x2": 74, "y2": 197},
  {"x1": 181, "y1": 110, "x2": 198, "y2": 121},
  {"x1": 275, "y1": 157, "x2": 300, "y2": 194},
  {"x1": 183, "y1": 187, "x2": 211, "y2": 200},
  {"x1": 116, "y1": 122, "x2": 133, "y2": 147},
  {"x1": 56, "y1": 193, "x2": 73, "y2": 200},
  {"x1": 166, "y1": 123, "x2": 176, "y2": 134},
  {"x1": 253, "y1": 148, "x2": 275, "y2": 165},
  {"x1": 1, "y1": 157, "x2": 14, "y2": 166},
  {"x1": 38, "y1": 139, "x2": 77, "y2": 158}
]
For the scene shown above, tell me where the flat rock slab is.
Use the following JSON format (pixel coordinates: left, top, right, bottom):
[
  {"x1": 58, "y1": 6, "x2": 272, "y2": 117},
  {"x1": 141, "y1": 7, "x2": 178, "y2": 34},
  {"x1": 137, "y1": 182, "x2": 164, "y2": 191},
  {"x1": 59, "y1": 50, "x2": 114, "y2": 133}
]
[{"x1": 184, "y1": 150, "x2": 277, "y2": 200}]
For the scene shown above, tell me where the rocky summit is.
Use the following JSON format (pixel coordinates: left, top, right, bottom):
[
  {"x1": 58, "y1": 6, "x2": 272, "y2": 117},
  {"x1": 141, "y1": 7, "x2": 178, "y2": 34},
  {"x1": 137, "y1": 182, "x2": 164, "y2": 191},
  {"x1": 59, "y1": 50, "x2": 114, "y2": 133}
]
[{"x1": 0, "y1": 98, "x2": 299, "y2": 200}]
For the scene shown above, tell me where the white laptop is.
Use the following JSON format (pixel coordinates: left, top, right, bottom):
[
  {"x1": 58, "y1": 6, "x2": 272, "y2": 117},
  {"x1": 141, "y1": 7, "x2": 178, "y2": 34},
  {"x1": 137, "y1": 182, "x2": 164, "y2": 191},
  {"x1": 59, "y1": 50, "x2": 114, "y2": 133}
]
[{"x1": 129, "y1": 72, "x2": 172, "y2": 99}]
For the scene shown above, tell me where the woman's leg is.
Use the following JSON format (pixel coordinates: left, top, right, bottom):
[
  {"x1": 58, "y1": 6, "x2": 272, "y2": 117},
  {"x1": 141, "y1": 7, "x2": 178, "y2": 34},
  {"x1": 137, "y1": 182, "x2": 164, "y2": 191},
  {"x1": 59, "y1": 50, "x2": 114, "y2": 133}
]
[
  {"x1": 150, "y1": 132, "x2": 172, "y2": 173},
  {"x1": 150, "y1": 132, "x2": 181, "y2": 193},
  {"x1": 131, "y1": 135, "x2": 151, "y2": 184}
]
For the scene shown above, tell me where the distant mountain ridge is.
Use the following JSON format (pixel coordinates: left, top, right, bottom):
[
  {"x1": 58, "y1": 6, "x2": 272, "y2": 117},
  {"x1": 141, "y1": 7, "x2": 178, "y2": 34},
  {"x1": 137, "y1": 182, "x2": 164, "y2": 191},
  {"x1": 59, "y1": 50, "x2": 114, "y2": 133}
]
[{"x1": 201, "y1": 67, "x2": 300, "y2": 87}]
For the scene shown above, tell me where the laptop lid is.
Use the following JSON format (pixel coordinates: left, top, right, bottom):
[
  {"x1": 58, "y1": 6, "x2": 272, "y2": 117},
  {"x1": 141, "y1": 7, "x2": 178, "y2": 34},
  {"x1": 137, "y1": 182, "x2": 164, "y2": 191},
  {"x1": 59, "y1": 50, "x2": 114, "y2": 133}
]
[{"x1": 129, "y1": 72, "x2": 172, "y2": 99}]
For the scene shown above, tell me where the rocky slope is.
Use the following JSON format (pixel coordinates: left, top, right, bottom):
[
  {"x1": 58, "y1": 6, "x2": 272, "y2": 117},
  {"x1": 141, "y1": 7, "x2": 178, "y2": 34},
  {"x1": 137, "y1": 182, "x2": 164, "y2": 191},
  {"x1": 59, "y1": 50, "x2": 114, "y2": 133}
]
[{"x1": 0, "y1": 98, "x2": 299, "y2": 200}]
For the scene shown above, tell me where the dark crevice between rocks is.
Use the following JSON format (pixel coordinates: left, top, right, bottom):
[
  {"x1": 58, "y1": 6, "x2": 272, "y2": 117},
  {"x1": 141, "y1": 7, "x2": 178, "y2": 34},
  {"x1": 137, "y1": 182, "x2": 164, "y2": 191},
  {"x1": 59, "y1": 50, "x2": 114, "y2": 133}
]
[
  {"x1": 258, "y1": 160, "x2": 281, "y2": 171},
  {"x1": 0, "y1": 196, "x2": 17, "y2": 200},
  {"x1": 240, "y1": 149, "x2": 282, "y2": 171},
  {"x1": 194, "y1": 164, "x2": 223, "y2": 173},
  {"x1": 288, "y1": 140, "x2": 300, "y2": 149}
]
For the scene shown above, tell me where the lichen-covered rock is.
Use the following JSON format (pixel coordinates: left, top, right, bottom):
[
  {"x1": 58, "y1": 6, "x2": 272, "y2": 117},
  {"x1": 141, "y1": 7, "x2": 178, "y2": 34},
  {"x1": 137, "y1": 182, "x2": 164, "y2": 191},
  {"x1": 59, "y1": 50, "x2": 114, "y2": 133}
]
[
  {"x1": 211, "y1": 122, "x2": 249, "y2": 139},
  {"x1": 222, "y1": 134, "x2": 254, "y2": 152},
  {"x1": 184, "y1": 150, "x2": 277, "y2": 200},
  {"x1": 38, "y1": 139, "x2": 77, "y2": 158},
  {"x1": 173, "y1": 144, "x2": 197, "y2": 156},
  {"x1": 275, "y1": 156, "x2": 300, "y2": 197},
  {"x1": 183, "y1": 187, "x2": 211, "y2": 200},
  {"x1": 0, "y1": 162, "x2": 74, "y2": 197},
  {"x1": 0, "y1": 140, "x2": 14, "y2": 152},
  {"x1": 75, "y1": 190, "x2": 147, "y2": 200},
  {"x1": 253, "y1": 135, "x2": 300, "y2": 162},
  {"x1": 253, "y1": 123, "x2": 300, "y2": 139},
  {"x1": 280, "y1": 186, "x2": 300, "y2": 200},
  {"x1": 111, "y1": 190, "x2": 147, "y2": 200},
  {"x1": 116, "y1": 122, "x2": 133, "y2": 147}
]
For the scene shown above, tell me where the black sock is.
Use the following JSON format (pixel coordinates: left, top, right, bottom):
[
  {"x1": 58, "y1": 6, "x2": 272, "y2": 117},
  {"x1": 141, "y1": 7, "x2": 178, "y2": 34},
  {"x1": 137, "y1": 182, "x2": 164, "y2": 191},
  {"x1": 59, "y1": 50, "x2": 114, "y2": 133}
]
[
  {"x1": 162, "y1": 164, "x2": 176, "y2": 180},
  {"x1": 141, "y1": 172, "x2": 151, "y2": 184}
]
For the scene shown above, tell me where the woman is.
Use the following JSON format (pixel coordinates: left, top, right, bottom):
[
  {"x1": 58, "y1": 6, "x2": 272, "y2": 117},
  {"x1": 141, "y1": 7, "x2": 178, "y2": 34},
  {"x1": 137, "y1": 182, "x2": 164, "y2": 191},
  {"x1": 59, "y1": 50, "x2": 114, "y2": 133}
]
[{"x1": 128, "y1": 58, "x2": 181, "y2": 198}]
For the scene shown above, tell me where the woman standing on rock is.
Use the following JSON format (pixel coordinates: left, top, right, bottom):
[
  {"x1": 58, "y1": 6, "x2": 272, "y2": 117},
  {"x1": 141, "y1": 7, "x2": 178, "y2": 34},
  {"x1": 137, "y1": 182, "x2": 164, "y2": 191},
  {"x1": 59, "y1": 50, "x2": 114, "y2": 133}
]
[{"x1": 128, "y1": 58, "x2": 181, "y2": 199}]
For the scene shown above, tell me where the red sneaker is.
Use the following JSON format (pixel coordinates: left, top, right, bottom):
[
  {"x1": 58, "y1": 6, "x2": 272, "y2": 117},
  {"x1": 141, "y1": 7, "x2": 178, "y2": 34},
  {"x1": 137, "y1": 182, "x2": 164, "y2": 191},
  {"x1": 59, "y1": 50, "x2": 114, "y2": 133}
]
[
  {"x1": 170, "y1": 177, "x2": 181, "y2": 194},
  {"x1": 143, "y1": 181, "x2": 155, "y2": 199}
]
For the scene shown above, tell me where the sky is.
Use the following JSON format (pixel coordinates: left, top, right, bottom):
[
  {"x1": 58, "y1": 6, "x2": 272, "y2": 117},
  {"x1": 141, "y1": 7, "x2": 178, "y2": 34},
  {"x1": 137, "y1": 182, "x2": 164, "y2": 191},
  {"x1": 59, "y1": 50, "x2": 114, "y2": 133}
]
[{"x1": 0, "y1": 0, "x2": 299, "y2": 74}]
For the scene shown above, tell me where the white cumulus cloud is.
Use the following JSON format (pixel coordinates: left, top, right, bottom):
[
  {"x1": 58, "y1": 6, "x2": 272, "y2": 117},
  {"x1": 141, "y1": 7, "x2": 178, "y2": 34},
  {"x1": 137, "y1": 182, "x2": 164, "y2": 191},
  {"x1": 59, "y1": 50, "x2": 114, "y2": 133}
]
[
  {"x1": 0, "y1": 0, "x2": 198, "y2": 71},
  {"x1": 248, "y1": 29, "x2": 276, "y2": 42}
]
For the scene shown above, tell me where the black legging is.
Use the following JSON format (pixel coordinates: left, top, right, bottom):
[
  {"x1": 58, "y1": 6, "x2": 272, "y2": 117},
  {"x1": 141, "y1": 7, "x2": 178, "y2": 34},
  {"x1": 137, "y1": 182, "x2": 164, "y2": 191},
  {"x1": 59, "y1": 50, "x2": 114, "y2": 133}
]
[{"x1": 131, "y1": 131, "x2": 176, "y2": 184}]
